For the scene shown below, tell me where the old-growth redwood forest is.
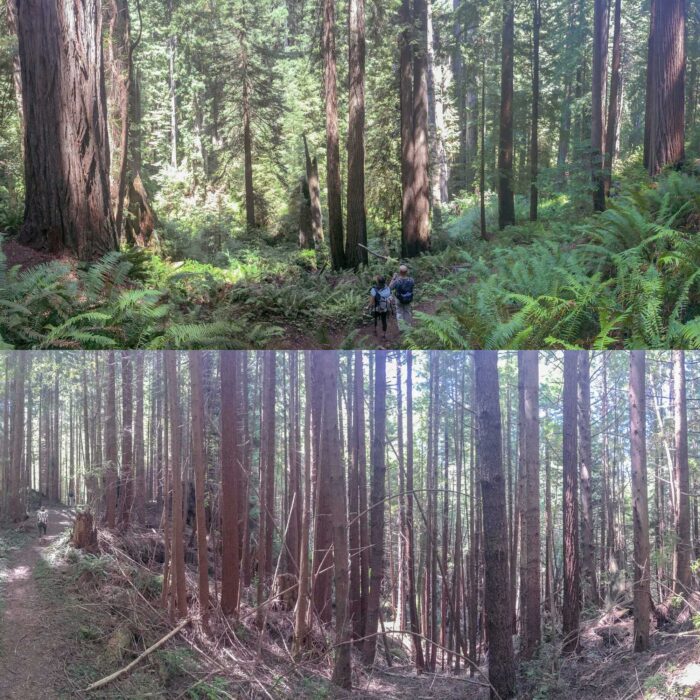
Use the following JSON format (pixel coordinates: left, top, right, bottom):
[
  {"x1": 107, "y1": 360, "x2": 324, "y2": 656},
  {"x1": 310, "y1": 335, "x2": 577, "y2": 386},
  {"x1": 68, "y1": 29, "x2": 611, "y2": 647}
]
[
  {"x1": 0, "y1": 350, "x2": 700, "y2": 697},
  {"x1": 0, "y1": 1, "x2": 699, "y2": 349}
]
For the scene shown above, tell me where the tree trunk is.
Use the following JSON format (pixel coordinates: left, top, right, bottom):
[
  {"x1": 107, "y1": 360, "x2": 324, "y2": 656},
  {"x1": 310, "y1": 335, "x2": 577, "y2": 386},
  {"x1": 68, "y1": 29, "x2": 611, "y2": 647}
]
[
  {"x1": 16, "y1": 0, "x2": 117, "y2": 258},
  {"x1": 313, "y1": 353, "x2": 352, "y2": 689},
  {"x1": 521, "y1": 351, "x2": 540, "y2": 658},
  {"x1": 303, "y1": 135, "x2": 323, "y2": 249},
  {"x1": 134, "y1": 352, "x2": 145, "y2": 524},
  {"x1": 591, "y1": 0, "x2": 609, "y2": 211},
  {"x1": 562, "y1": 352, "x2": 580, "y2": 653},
  {"x1": 73, "y1": 510, "x2": 98, "y2": 551},
  {"x1": 120, "y1": 352, "x2": 133, "y2": 528},
  {"x1": 403, "y1": 0, "x2": 431, "y2": 257},
  {"x1": 578, "y1": 352, "x2": 600, "y2": 606},
  {"x1": 630, "y1": 350, "x2": 651, "y2": 652},
  {"x1": 474, "y1": 351, "x2": 516, "y2": 699},
  {"x1": 8, "y1": 354, "x2": 26, "y2": 523},
  {"x1": 646, "y1": 0, "x2": 685, "y2": 175},
  {"x1": 345, "y1": 0, "x2": 367, "y2": 268},
  {"x1": 604, "y1": 0, "x2": 622, "y2": 197},
  {"x1": 105, "y1": 352, "x2": 118, "y2": 529},
  {"x1": 220, "y1": 352, "x2": 242, "y2": 616},
  {"x1": 498, "y1": 0, "x2": 515, "y2": 229},
  {"x1": 165, "y1": 351, "x2": 187, "y2": 619},
  {"x1": 322, "y1": 0, "x2": 345, "y2": 269},
  {"x1": 529, "y1": 0, "x2": 540, "y2": 221},
  {"x1": 189, "y1": 352, "x2": 210, "y2": 624},
  {"x1": 673, "y1": 351, "x2": 691, "y2": 595},
  {"x1": 363, "y1": 351, "x2": 387, "y2": 665}
]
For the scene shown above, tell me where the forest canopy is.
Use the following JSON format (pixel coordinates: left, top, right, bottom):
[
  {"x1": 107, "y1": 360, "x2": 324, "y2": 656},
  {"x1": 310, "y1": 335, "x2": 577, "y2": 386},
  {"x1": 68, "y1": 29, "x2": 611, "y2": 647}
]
[{"x1": 0, "y1": 0, "x2": 698, "y2": 349}]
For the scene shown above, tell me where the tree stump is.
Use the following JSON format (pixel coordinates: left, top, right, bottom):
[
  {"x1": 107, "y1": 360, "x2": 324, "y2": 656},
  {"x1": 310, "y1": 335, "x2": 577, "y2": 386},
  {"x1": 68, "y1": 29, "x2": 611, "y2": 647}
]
[{"x1": 73, "y1": 510, "x2": 98, "y2": 552}]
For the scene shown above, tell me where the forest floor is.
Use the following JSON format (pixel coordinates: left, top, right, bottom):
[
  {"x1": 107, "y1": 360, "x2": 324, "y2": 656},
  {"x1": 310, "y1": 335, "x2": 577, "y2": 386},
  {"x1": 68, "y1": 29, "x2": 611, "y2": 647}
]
[
  {"x1": 0, "y1": 507, "x2": 75, "y2": 699},
  {"x1": 1, "y1": 511, "x2": 699, "y2": 698}
]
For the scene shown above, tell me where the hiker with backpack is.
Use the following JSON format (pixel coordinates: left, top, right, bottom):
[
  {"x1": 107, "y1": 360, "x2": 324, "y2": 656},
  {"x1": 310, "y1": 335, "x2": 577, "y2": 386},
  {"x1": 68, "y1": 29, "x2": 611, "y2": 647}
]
[
  {"x1": 370, "y1": 275, "x2": 394, "y2": 341},
  {"x1": 391, "y1": 264, "x2": 414, "y2": 327}
]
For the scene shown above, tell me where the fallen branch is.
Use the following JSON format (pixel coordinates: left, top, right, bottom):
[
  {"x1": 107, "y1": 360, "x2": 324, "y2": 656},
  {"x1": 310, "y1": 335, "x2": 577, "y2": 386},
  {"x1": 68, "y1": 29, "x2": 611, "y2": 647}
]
[
  {"x1": 84, "y1": 618, "x2": 190, "y2": 692},
  {"x1": 358, "y1": 243, "x2": 395, "y2": 262}
]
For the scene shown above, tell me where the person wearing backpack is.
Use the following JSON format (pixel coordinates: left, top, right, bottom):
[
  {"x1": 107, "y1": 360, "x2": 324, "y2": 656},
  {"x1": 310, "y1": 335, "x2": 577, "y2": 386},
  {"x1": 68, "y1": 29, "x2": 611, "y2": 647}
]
[
  {"x1": 391, "y1": 264, "x2": 414, "y2": 327},
  {"x1": 370, "y1": 275, "x2": 393, "y2": 341}
]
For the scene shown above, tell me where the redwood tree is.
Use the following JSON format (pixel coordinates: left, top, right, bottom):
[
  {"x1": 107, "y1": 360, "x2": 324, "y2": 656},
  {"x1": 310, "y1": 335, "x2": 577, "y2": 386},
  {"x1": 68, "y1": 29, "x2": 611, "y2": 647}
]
[
  {"x1": 562, "y1": 352, "x2": 580, "y2": 653},
  {"x1": 646, "y1": 0, "x2": 686, "y2": 175},
  {"x1": 498, "y1": 0, "x2": 515, "y2": 229},
  {"x1": 673, "y1": 350, "x2": 691, "y2": 595},
  {"x1": 345, "y1": 0, "x2": 367, "y2": 268},
  {"x1": 630, "y1": 350, "x2": 650, "y2": 652},
  {"x1": 474, "y1": 351, "x2": 515, "y2": 699},
  {"x1": 16, "y1": 0, "x2": 117, "y2": 258}
]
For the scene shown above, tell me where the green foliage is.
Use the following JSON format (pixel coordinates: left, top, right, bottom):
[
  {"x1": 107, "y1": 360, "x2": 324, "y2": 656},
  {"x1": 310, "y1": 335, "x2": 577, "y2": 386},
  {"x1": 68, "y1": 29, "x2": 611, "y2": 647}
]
[{"x1": 406, "y1": 172, "x2": 700, "y2": 349}]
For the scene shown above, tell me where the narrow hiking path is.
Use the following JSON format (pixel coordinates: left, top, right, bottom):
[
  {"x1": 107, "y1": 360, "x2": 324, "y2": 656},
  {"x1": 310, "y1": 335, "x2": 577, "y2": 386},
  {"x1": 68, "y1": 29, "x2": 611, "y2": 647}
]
[{"x1": 0, "y1": 507, "x2": 74, "y2": 700}]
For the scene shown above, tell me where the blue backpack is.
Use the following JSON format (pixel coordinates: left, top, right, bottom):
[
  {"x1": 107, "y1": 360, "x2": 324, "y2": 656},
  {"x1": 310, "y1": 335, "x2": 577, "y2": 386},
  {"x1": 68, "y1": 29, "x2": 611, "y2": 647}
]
[{"x1": 394, "y1": 277, "x2": 414, "y2": 304}]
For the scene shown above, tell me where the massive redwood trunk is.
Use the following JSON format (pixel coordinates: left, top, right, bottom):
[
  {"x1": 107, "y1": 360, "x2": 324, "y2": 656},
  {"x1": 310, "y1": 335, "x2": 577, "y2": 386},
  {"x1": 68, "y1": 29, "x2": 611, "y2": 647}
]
[
  {"x1": 646, "y1": 0, "x2": 686, "y2": 175},
  {"x1": 16, "y1": 0, "x2": 117, "y2": 259}
]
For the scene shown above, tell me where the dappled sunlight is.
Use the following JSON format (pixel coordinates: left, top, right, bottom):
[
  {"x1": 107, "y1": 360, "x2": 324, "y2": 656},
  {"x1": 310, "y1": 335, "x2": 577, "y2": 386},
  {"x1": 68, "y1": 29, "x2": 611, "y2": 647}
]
[{"x1": 0, "y1": 563, "x2": 30, "y2": 584}]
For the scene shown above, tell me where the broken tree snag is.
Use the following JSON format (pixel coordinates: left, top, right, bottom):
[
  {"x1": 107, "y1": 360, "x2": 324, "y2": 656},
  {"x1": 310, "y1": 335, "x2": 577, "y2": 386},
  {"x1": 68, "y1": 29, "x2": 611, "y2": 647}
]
[
  {"x1": 125, "y1": 174, "x2": 158, "y2": 247},
  {"x1": 16, "y1": 0, "x2": 117, "y2": 260},
  {"x1": 73, "y1": 510, "x2": 98, "y2": 552}
]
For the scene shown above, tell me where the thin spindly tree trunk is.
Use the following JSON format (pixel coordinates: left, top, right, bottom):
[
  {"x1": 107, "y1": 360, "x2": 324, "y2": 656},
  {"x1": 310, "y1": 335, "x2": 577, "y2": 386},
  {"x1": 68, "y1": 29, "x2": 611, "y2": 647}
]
[
  {"x1": 190, "y1": 352, "x2": 210, "y2": 625},
  {"x1": 591, "y1": 0, "x2": 609, "y2": 211},
  {"x1": 562, "y1": 352, "x2": 580, "y2": 653},
  {"x1": 673, "y1": 350, "x2": 691, "y2": 595},
  {"x1": 630, "y1": 350, "x2": 651, "y2": 652}
]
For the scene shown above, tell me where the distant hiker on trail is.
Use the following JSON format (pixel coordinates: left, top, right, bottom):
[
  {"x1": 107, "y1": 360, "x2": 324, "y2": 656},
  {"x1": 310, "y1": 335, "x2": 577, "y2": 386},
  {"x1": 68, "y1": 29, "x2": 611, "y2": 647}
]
[
  {"x1": 391, "y1": 264, "x2": 414, "y2": 327},
  {"x1": 37, "y1": 505, "x2": 48, "y2": 536},
  {"x1": 370, "y1": 275, "x2": 393, "y2": 341}
]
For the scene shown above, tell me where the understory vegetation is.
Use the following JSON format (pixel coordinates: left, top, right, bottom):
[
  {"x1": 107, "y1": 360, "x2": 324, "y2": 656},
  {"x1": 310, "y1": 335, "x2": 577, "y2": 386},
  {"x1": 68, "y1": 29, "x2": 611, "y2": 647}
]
[{"x1": 1, "y1": 167, "x2": 699, "y2": 350}]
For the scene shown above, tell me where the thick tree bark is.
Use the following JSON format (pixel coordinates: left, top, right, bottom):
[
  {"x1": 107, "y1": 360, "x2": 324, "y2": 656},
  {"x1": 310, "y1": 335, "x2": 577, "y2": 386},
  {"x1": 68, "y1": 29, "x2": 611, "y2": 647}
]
[
  {"x1": 591, "y1": 0, "x2": 609, "y2": 211},
  {"x1": 363, "y1": 351, "x2": 387, "y2": 665},
  {"x1": 16, "y1": 0, "x2": 117, "y2": 259},
  {"x1": 498, "y1": 0, "x2": 515, "y2": 229},
  {"x1": 322, "y1": 0, "x2": 345, "y2": 269},
  {"x1": 673, "y1": 351, "x2": 691, "y2": 595},
  {"x1": 345, "y1": 0, "x2": 367, "y2": 268},
  {"x1": 562, "y1": 352, "x2": 580, "y2": 653},
  {"x1": 521, "y1": 351, "x2": 540, "y2": 658},
  {"x1": 646, "y1": 0, "x2": 685, "y2": 175},
  {"x1": 630, "y1": 350, "x2": 651, "y2": 652},
  {"x1": 474, "y1": 351, "x2": 515, "y2": 699},
  {"x1": 134, "y1": 352, "x2": 145, "y2": 524}
]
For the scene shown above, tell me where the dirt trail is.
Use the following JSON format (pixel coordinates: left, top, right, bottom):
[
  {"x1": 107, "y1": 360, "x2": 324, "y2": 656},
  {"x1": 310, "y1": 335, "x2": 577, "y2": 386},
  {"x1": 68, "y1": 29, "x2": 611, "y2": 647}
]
[{"x1": 0, "y1": 508, "x2": 74, "y2": 699}]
